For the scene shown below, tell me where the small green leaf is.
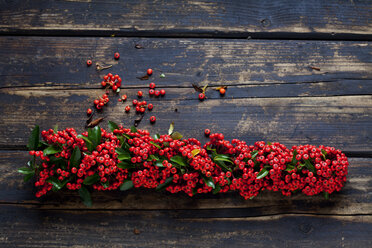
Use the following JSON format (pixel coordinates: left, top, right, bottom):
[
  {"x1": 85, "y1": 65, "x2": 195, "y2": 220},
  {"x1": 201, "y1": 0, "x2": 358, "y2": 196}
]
[
  {"x1": 155, "y1": 161, "x2": 165, "y2": 167},
  {"x1": 153, "y1": 133, "x2": 160, "y2": 140},
  {"x1": 46, "y1": 177, "x2": 64, "y2": 191},
  {"x1": 267, "y1": 141, "x2": 272, "y2": 146},
  {"x1": 324, "y1": 191, "x2": 329, "y2": 200},
  {"x1": 83, "y1": 174, "x2": 100, "y2": 185},
  {"x1": 213, "y1": 154, "x2": 233, "y2": 164},
  {"x1": 160, "y1": 73, "x2": 165, "y2": 78},
  {"x1": 27, "y1": 125, "x2": 39, "y2": 151},
  {"x1": 115, "y1": 147, "x2": 127, "y2": 155},
  {"x1": 88, "y1": 126, "x2": 101, "y2": 148},
  {"x1": 251, "y1": 150, "x2": 259, "y2": 159},
  {"x1": 23, "y1": 173, "x2": 34, "y2": 182},
  {"x1": 191, "y1": 149, "x2": 200, "y2": 157},
  {"x1": 77, "y1": 135, "x2": 94, "y2": 151},
  {"x1": 70, "y1": 146, "x2": 81, "y2": 168},
  {"x1": 130, "y1": 126, "x2": 137, "y2": 133},
  {"x1": 212, "y1": 184, "x2": 221, "y2": 194},
  {"x1": 118, "y1": 154, "x2": 131, "y2": 161},
  {"x1": 170, "y1": 155, "x2": 187, "y2": 167},
  {"x1": 78, "y1": 186, "x2": 92, "y2": 207},
  {"x1": 285, "y1": 164, "x2": 295, "y2": 172},
  {"x1": 120, "y1": 180, "x2": 134, "y2": 191},
  {"x1": 156, "y1": 176, "x2": 174, "y2": 191},
  {"x1": 168, "y1": 122, "x2": 174, "y2": 135},
  {"x1": 291, "y1": 149, "x2": 298, "y2": 165},
  {"x1": 170, "y1": 131, "x2": 183, "y2": 140},
  {"x1": 117, "y1": 161, "x2": 136, "y2": 169},
  {"x1": 249, "y1": 196, "x2": 255, "y2": 200},
  {"x1": 321, "y1": 149, "x2": 327, "y2": 160},
  {"x1": 256, "y1": 168, "x2": 269, "y2": 179},
  {"x1": 101, "y1": 181, "x2": 109, "y2": 188},
  {"x1": 43, "y1": 145, "x2": 62, "y2": 156},
  {"x1": 18, "y1": 167, "x2": 34, "y2": 175},
  {"x1": 215, "y1": 160, "x2": 231, "y2": 172},
  {"x1": 108, "y1": 121, "x2": 119, "y2": 133},
  {"x1": 149, "y1": 141, "x2": 161, "y2": 149},
  {"x1": 202, "y1": 175, "x2": 215, "y2": 189},
  {"x1": 148, "y1": 154, "x2": 159, "y2": 161},
  {"x1": 53, "y1": 124, "x2": 58, "y2": 134},
  {"x1": 304, "y1": 159, "x2": 316, "y2": 173}
]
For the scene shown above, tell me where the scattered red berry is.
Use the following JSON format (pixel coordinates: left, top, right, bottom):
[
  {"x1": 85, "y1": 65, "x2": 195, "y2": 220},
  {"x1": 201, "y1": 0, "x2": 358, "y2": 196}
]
[
  {"x1": 114, "y1": 52, "x2": 120, "y2": 59},
  {"x1": 87, "y1": 108, "x2": 93, "y2": 115},
  {"x1": 149, "y1": 82, "x2": 156, "y2": 89},
  {"x1": 112, "y1": 85, "x2": 118, "y2": 91},
  {"x1": 219, "y1": 88, "x2": 226, "y2": 95},
  {"x1": 140, "y1": 107, "x2": 146, "y2": 113},
  {"x1": 137, "y1": 91, "x2": 143, "y2": 98},
  {"x1": 149, "y1": 89, "x2": 155, "y2": 96},
  {"x1": 121, "y1": 95, "x2": 127, "y2": 101},
  {"x1": 148, "y1": 103, "x2": 153, "y2": 110},
  {"x1": 147, "y1": 68, "x2": 153, "y2": 75},
  {"x1": 199, "y1": 93, "x2": 205, "y2": 100},
  {"x1": 132, "y1": 99, "x2": 138, "y2": 106},
  {"x1": 204, "y1": 129, "x2": 210, "y2": 136},
  {"x1": 154, "y1": 90, "x2": 160, "y2": 97},
  {"x1": 150, "y1": 116, "x2": 156, "y2": 123},
  {"x1": 87, "y1": 60, "x2": 92, "y2": 66},
  {"x1": 160, "y1": 89, "x2": 166, "y2": 96},
  {"x1": 125, "y1": 106, "x2": 131, "y2": 112}
]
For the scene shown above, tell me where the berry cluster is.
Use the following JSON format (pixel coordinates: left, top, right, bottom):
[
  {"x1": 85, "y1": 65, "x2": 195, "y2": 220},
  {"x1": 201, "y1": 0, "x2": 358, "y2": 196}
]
[
  {"x1": 21, "y1": 123, "x2": 348, "y2": 205},
  {"x1": 101, "y1": 73, "x2": 122, "y2": 92}
]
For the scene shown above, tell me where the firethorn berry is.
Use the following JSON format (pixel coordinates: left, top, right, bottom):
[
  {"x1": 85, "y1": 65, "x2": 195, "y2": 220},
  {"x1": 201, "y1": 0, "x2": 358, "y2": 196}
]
[
  {"x1": 199, "y1": 93, "x2": 205, "y2": 100},
  {"x1": 101, "y1": 81, "x2": 107, "y2": 87},
  {"x1": 125, "y1": 106, "x2": 131, "y2": 112},
  {"x1": 140, "y1": 107, "x2": 146, "y2": 113},
  {"x1": 219, "y1": 88, "x2": 226, "y2": 95},
  {"x1": 137, "y1": 91, "x2": 143, "y2": 97},
  {"x1": 160, "y1": 89, "x2": 166, "y2": 96},
  {"x1": 86, "y1": 60, "x2": 92, "y2": 66},
  {"x1": 132, "y1": 99, "x2": 138, "y2": 106},
  {"x1": 204, "y1": 129, "x2": 211, "y2": 136},
  {"x1": 112, "y1": 85, "x2": 118, "y2": 91},
  {"x1": 94, "y1": 99, "x2": 99, "y2": 105},
  {"x1": 149, "y1": 89, "x2": 155, "y2": 95},
  {"x1": 147, "y1": 68, "x2": 153, "y2": 75},
  {"x1": 148, "y1": 103, "x2": 153, "y2": 110},
  {"x1": 150, "y1": 116, "x2": 156, "y2": 123},
  {"x1": 149, "y1": 82, "x2": 156, "y2": 89},
  {"x1": 154, "y1": 90, "x2": 160, "y2": 97},
  {"x1": 114, "y1": 52, "x2": 120, "y2": 59},
  {"x1": 87, "y1": 108, "x2": 93, "y2": 115},
  {"x1": 121, "y1": 95, "x2": 127, "y2": 101}
]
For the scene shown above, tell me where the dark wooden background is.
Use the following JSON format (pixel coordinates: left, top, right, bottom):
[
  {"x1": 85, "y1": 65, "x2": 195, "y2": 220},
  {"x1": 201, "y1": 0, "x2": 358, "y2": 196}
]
[{"x1": 0, "y1": 0, "x2": 371, "y2": 247}]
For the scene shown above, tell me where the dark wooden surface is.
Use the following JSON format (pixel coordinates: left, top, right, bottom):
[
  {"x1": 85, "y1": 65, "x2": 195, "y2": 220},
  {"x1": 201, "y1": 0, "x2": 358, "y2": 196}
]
[{"x1": 0, "y1": 1, "x2": 371, "y2": 247}]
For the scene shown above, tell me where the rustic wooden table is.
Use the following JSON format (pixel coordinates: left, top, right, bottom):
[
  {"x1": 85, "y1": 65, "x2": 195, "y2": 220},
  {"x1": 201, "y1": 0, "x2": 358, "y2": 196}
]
[{"x1": 0, "y1": 1, "x2": 371, "y2": 247}]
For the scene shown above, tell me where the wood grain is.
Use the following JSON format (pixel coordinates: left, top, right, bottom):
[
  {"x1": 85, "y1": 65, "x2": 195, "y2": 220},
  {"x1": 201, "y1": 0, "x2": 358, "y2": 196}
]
[
  {"x1": 0, "y1": 0, "x2": 371, "y2": 39},
  {"x1": 1, "y1": 150, "x2": 371, "y2": 215},
  {"x1": 0, "y1": 37, "x2": 371, "y2": 88}
]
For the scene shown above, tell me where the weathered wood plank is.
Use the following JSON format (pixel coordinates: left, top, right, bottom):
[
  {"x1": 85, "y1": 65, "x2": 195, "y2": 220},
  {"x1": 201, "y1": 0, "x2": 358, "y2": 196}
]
[
  {"x1": 0, "y1": 0, "x2": 371, "y2": 39},
  {"x1": 0, "y1": 37, "x2": 371, "y2": 88},
  {"x1": 1, "y1": 150, "x2": 371, "y2": 215},
  {"x1": 0, "y1": 205, "x2": 371, "y2": 247},
  {"x1": 0, "y1": 88, "x2": 371, "y2": 152}
]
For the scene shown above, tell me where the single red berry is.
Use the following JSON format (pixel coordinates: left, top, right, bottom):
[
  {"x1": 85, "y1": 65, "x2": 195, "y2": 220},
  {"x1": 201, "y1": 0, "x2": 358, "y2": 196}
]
[
  {"x1": 149, "y1": 89, "x2": 155, "y2": 95},
  {"x1": 121, "y1": 95, "x2": 127, "y2": 101},
  {"x1": 160, "y1": 89, "x2": 166, "y2": 96},
  {"x1": 154, "y1": 90, "x2": 160, "y2": 97},
  {"x1": 87, "y1": 108, "x2": 93, "y2": 115},
  {"x1": 199, "y1": 93, "x2": 205, "y2": 100},
  {"x1": 204, "y1": 129, "x2": 210, "y2": 136},
  {"x1": 137, "y1": 91, "x2": 143, "y2": 97},
  {"x1": 112, "y1": 85, "x2": 118, "y2": 91},
  {"x1": 150, "y1": 116, "x2": 156, "y2": 123},
  {"x1": 94, "y1": 99, "x2": 99, "y2": 105},
  {"x1": 86, "y1": 60, "x2": 92, "y2": 66},
  {"x1": 140, "y1": 107, "x2": 146, "y2": 113},
  {"x1": 147, "y1": 68, "x2": 153, "y2": 75},
  {"x1": 114, "y1": 52, "x2": 120, "y2": 59},
  {"x1": 107, "y1": 73, "x2": 113, "y2": 78},
  {"x1": 149, "y1": 82, "x2": 156, "y2": 89},
  {"x1": 101, "y1": 81, "x2": 107, "y2": 87},
  {"x1": 132, "y1": 99, "x2": 138, "y2": 106},
  {"x1": 135, "y1": 106, "x2": 140, "y2": 112},
  {"x1": 219, "y1": 88, "x2": 226, "y2": 95},
  {"x1": 125, "y1": 106, "x2": 131, "y2": 112},
  {"x1": 103, "y1": 75, "x2": 109, "y2": 81},
  {"x1": 148, "y1": 103, "x2": 153, "y2": 110}
]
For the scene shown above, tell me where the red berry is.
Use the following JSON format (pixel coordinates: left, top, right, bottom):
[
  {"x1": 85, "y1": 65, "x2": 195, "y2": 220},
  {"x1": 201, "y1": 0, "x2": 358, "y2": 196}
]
[
  {"x1": 137, "y1": 91, "x2": 143, "y2": 97},
  {"x1": 87, "y1": 108, "x2": 93, "y2": 115},
  {"x1": 101, "y1": 81, "x2": 106, "y2": 87},
  {"x1": 135, "y1": 106, "x2": 140, "y2": 112},
  {"x1": 160, "y1": 89, "x2": 166, "y2": 96},
  {"x1": 112, "y1": 85, "x2": 118, "y2": 91},
  {"x1": 86, "y1": 60, "x2": 92, "y2": 66},
  {"x1": 148, "y1": 103, "x2": 153, "y2": 110},
  {"x1": 125, "y1": 106, "x2": 131, "y2": 112},
  {"x1": 199, "y1": 93, "x2": 205, "y2": 100},
  {"x1": 150, "y1": 116, "x2": 156, "y2": 123},
  {"x1": 154, "y1": 90, "x2": 160, "y2": 97},
  {"x1": 132, "y1": 99, "x2": 138, "y2": 106},
  {"x1": 149, "y1": 89, "x2": 155, "y2": 95},
  {"x1": 140, "y1": 107, "x2": 146, "y2": 113},
  {"x1": 204, "y1": 129, "x2": 210, "y2": 136},
  {"x1": 121, "y1": 95, "x2": 127, "y2": 101},
  {"x1": 94, "y1": 99, "x2": 99, "y2": 105},
  {"x1": 219, "y1": 88, "x2": 226, "y2": 95},
  {"x1": 103, "y1": 75, "x2": 108, "y2": 81},
  {"x1": 114, "y1": 52, "x2": 120, "y2": 59},
  {"x1": 107, "y1": 73, "x2": 113, "y2": 78},
  {"x1": 149, "y1": 82, "x2": 156, "y2": 89},
  {"x1": 147, "y1": 68, "x2": 153, "y2": 75}
]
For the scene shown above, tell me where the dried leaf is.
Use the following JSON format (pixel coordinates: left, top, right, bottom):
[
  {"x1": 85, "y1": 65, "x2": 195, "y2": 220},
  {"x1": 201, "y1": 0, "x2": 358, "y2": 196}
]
[
  {"x1": 137, "y1": 75, "x2": 149, "y2": 80},
  {"x1": 192, "y1": 84, "x2": 203, "y2": 93},
  {"x1": 215, "y1": 86, "x2": 227, "y2": 91},
  {"x1": 134, "y1": 114, "x2": 144, "y2": 127},
  {"x1": 86, "y1": 117, "x2": 104, "y2": 128},
  {"x1": 135, "y1": 44, "x2": 143, "y2": 49},
  {"x1": 309, "y1": 66, "x2": 320, "y2": 71},
  {"x1": 168, "y1": 122, "x2": 174, "y2": 135},
  {"x1": 133, "y1": 228, "x2": 141, "y2": 235},
  {"x1": 96, "y1": 62, "x2": 112, "y2": 71}
]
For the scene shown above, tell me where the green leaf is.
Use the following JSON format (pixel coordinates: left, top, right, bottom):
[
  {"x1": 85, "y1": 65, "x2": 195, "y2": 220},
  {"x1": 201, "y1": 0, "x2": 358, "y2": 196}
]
[
  {"x1": 251, "y1": 150, "x2": 259, "y2": 159},
  {"x1": 117, "y1": 161, "x2": 136, "y2": 169},
  {"x1": 149, "y1": 141, "x2": 161, "y2": 149},
  {"x1": 27, "y1": 125, "x2": 39, "y2": 151},
  {"x1": 153, "y1": 133, "x2": 160, "y2": 140},
  {"x1": 213, "y1": 154, "x2": 233, "y2": 164},
  {"x1": 43, "y1": 145, "x2": 62, "y2": 156},
  {"x1": 212, "y1": 184, "x2": 221, "y2": 194},
  {"x1": 156, "y1": 176, "x2": 174, "y2": 191},
  {"x1": 77, "y1": 134, "x2": 94, "y2": 152},
  {"x1": 23, "y1": 173, "x2": 34, "y2": 182},
  {"x1": 324, "y1": 191, "x2": 329, "y2": 200},
  {"x1": 267, "y1": 141, "x2": 272, "y2": 146},
  {"x1": 130, "y1": 126, "x2": 137, "y2": 133},
  {"x1": 256, "y1": 168, "x2": 269, "y2": 179},
  {"x1": 291, "y1": 149, "x2": 298, "y2": 165},
  {"x1": 120, "y1": 180, "x2": 134, "y2": 191},
  {"x1": 78, "y1": 186, "x2": 92, "y2": 207},
  {"x1": 304, "y1": 159, "x2": 316, "y2": 173},
  {"x1": 101, "y1": 181, "x2": 109, "y2": 189},
  {"x1": 170, "y1": 131, "x2": 183, "y2": 140},
  {"x1": 147, "y1": 154, "x2": 159, "y2": 161},
  {"x1": 18, "y1": 167, "x2": 34, "y2": 175},
  {"x1": 191, "y1": 149, "x2": 200, "y2": 157},
  {"x1": 285, "y1": 164, "x2": 295, "y2": 172},
  {"x1": 83, "y1": 174, "x2": 100, "y2": 185},
  {"x1": 168, "y1": 122, "x2": 174, "y2": 135},
  {"x1": 53, "y1": 124, "x2": 58, "y2": 134},
  {"x1": 118, "y1": 151, "x2": 131, "y2": 161},
  {"x1": 321, "y1": 149, "x2": 327, "y2": 160},
  {"x1": 160, "y1": 73, "x2": 165, "y2": 78},
  {"x1": 108, "y1": 121, "x2": 119, "y2": 133},
  {"x1": 88, "y1": 126, "x2": 101, "y2": 148},
  {"x1": 70, "y1": 146, "x2": 81, "y2": 168},
  {"x1": 215, "y1": 160, "x2": 231, "y2": 172},
  {"x1": 155, "y1": 161, "x2": 165, "y2": 167},
  {"x1": 170, "y1": 155, "x2": 187, "y2": 167},
  {"x1": 46, "y1": 177, "x2": 64, "y2": 191},
  {"x1": 202, "y1": 175, "x2": 215, "y2": 189}
]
